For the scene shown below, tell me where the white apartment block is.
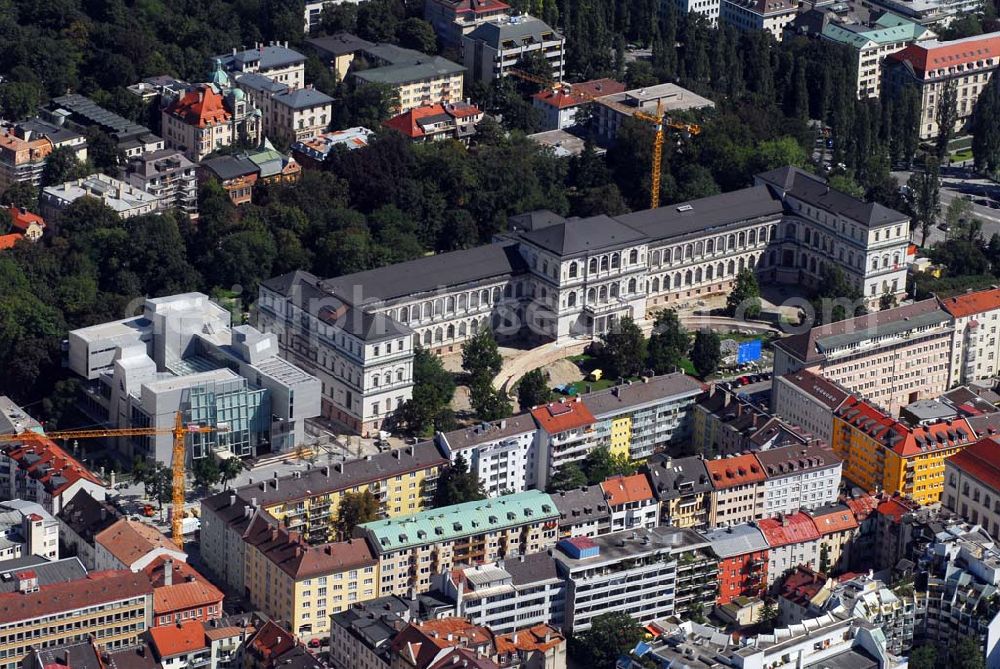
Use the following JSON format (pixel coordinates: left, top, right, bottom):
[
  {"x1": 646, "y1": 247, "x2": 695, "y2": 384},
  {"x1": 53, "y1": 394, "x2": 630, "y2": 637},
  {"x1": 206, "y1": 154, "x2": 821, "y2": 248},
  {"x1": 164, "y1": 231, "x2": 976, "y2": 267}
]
[
  {"x1": 0, "y1": 500, "x2": 60, "y2": 561},
  {"x1": 720, "y1": 0, "x2": 798, "y2": 40},
  {"x1": 531, "y1": 399, "x2": 601, "y2": 488},
  {"x1": 758, "y1": 512, "x2": 823, "y2": 586},
  {"x1": 600, "y1": 474, "x2": 660, "y2": 532},
  {"x1": 463, "y1": 15, "x2": 566, "y2": 83},
  {"x1": 944, "y1": 436, "x2": 1000, "y2": 538},
  {"x1": 772, "y1": 370, "x2": 853, "y2": 448},
  {"x1": 436, "y1": 414, "x2": 541, "y2": 495},
  {"x1": 755, "y1": 443, "x2": 842, "y2": 517},
  {"x1": 124, "y1": 149, "x2": 198, "y2": 218},
  {"x1": 706, "y1": 454, "x2": 766, "y2": 528},
  {"x1": 665, "y1": 0, "x2": 720, "y2": 24},
  {"x1": 236, "y1": 73, "x2": 333, "y2": 141},
  {"x1": 41, "y1": 173, "x2": 161, "y2": 222},
  {"x1": 352, "y1": 44, "x2": 466, "y2": 114},
  {"x1": 215, "y1": 43, "x2": 306, "y2": 90},
  {"x1": 940, "y1": 288, "x2": 1000, "y2": 386}
]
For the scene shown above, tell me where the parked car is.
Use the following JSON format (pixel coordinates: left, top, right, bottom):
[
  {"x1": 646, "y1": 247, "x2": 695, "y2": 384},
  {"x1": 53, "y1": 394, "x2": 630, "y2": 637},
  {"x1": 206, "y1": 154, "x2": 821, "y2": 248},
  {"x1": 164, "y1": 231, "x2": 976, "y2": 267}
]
[{"x1": 308, "y1": 639, "x2": 321, "y2": 649}]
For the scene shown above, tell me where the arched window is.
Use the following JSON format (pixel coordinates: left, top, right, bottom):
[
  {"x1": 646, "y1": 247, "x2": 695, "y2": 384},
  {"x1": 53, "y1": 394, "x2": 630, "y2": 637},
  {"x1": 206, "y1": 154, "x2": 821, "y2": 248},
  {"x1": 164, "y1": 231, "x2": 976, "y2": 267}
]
[
  {"x1": 803, "y1": 229, "x2": 811, "y2": 245},
  {"x1": 397, "y1": 368, "x2": 404, "y2": 381},
  {"x1": 738, "y1": 232, "x2": 745, "y2": 247},
  {"x1": 727, "y1": 235, "x2": 735, "y2": 250},
  {"x1": 434, "y1": 299, "x2": 443, "y2": 316},
  {"x1": 384, "y1": 372, "x2": 392, "y2": 385},
  {"x1": 882, "y1": 255, "x2": 890, "y2": 268},
  {"x1": 569, "y1": 262, "x2": 578, "y2": 278},
  {"x1": 434, "y1": 327, "x2": 443, "y2": 342},
  {"x1": 471, "y1": 320, "x2": 479, "y2": 334},
  {"x1": 706, "y1": 265, "x2": 714, "y2": 280},
  {"x1": 411, "y1": 305, "x2": 420, "y2": 321},
  {"x1": 893, "y1": 253, "x2": 900, "y2": 266},
  {"x1": 610, "y1": 283, "x2": 619, "y2": 298},
  {"x1": 871, "y1": 258, "x2": 878, "y2": 271},
  {"x1": 589, "y1": 258, "x2": 598, "y2": 274},
  {"x1": 459, "y1": 322, "x2": 467, "y2": 337},
  {"x1": 629, "y1": 249, "x2": 638, "y2": 264},
  {"x1": 727, "y1": 260, "x2": 735, "y2": 275},
  {"x1": 600, "y1": 256, "x2": 609, "y2": 271},
  {"x1": 718, "y1": 262, "x2": 725, "y2": 277},
  {"x1": 748, "y1": 230, "x2": 756, "y2": 245},
  {"x1": 706, "y1": 239, "x2": 714, "y2": 254},
  {"x1": 459, "y1": 294, "x2": 467, "y2": 310},
  {"x1": 446, "y1": 297, "x2": 455, "y2": 313},
  {"x1": 422, "y1": 303, "x2": 431, "y2": 319},
  {"x1": 587, "y1": 288, "x2": 596, "y2": 303},
  {"x1": 372, "y1": 375, "x2": 379, "y2": 388},
  {"x1": 611, "y1": 253, "x2": 620, "y2": 269},
  {"x1": 651, "y1": 277, "x2": 660, "y2": 292},
  {"x1": 446, "y1": 324, "x2": 455, "y2": 339},
  {"x1": 738, "y1": 257, "x2": 745, "y2": 272},
  {"x1": 786, "y1": 223, "x2": 796, "y2": 239},
  {"x1": 685, "y1": 244, "x2": 693, "y2": 259},
  {"x1": 628, "y1": 278, "x2": 637, "y2": 293},
  {"x1": 769, "y1": 225, "x2": 777, "y2": 241},
  {"x1": 695, "y1": 268, "x2": 702, "y2": 283},
  {"x1": 504, "y1": 284, "x2": 512, "y2": 297},
  {"x1": 685, "y1": 270, "x2": 693, "y2": 286},
  {"x1": 399, "y1": 308, "x2": 409, "y2": 323},
  {"x1": 652, "y1": 250, "x2": 661, "y2": 265},
  {"x1": 748, "y1": 255, "x2": 756, "y2": 269},
  {"x1": 492, "y1": 287, "x2": 501, "y2": 303},
  {"x1": 673, "y1": 274, "x2": 681, "y2": 288},
  {"x1": 599, "y1": 286, "x2": 608, "y2": 301},
  {"x1": 480, "y1": 289, "x2": 489, "y2": 305},
  {"x1": 695, "y1": 241, "x2": 703, "y2": 256},
  {"x1": 673, "y1": 247, "x2": 682, "y2": 262},
  {"x1": 568, "y1": 292, "x2": 577, "y2": 307},
  {"x1": 423, "y1": 331, "x2": 432, "y2": 345}
]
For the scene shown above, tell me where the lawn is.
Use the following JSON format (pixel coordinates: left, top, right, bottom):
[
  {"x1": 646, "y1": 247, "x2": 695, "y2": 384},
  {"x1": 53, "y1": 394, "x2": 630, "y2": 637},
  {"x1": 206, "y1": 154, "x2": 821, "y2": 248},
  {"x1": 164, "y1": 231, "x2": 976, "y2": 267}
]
[{"x1": 564, "y1": 377, "x2": 619, "y2": 395}]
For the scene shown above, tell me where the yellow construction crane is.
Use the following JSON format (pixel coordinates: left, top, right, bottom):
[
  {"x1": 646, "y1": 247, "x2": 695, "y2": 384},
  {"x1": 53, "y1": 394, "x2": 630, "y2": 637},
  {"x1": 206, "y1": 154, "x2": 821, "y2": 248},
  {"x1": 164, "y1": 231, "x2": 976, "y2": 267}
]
[
  {"x1": 0, "y1": 412, "x2": 225, "y2": 548},
  {"x1": 508, "y1": 70, "x2": 701, "y2": 209}
]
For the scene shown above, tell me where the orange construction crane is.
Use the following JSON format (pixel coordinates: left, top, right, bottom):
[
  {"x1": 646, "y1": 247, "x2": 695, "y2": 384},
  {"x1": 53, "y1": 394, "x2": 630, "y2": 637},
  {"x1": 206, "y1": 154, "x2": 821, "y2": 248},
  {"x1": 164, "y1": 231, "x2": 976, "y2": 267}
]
[
  {"x1": 508, "y1": 70, "x2": 701, "y2": 209},
  {"x1": 0, "y1": 412, "x2": 225, "y2": 548}
]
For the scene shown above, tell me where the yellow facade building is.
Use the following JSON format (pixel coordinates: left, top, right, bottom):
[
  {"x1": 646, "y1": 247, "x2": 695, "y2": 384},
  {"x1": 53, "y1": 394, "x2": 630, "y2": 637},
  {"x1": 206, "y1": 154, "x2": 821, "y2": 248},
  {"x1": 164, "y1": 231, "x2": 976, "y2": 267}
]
[
  {"x1": 609, "y1": 416, "x2": 632, "y2": 458},
  {"x1": 243, "y1": 515, "x2": 378, "y2": 639},
  {"x1": 833, "y1": 398, "x2": 975, "y2": 505}
]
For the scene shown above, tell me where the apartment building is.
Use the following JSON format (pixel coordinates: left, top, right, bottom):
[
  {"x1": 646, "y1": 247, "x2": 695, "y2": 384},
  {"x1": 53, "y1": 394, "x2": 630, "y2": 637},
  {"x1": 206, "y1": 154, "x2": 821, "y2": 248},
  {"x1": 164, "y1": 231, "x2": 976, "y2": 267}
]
[
  {"x1": 645, "y1": 454, "x2": 713, "y2": 528},
  {"x1": 593, "y1": 83, "x2": 715, "y2": 144},
  {"x1": 67, "y1": 293, "x2": 320, "y2": 465},
  {"x1": 772, "y1": 370, "x2": 854, "y2": 448},
  {"x1": 553, "y1": 528, "x2": 717, "y2": 633},
  {"x1": 0, "y1": 437, "x2": 107, "y2": 515},
  {"x1": 329, "y1": 596, "x2": 452, "y2": 669},
  {"x1": 943, "y1": 436, "x2": 1000, "y2": 537},
  {"x1": 531, "y1": 79, "x2": 626, "y2": 131},
  {"x1": 582, "y1": 373, "x2": 704, "y2": 460},
  {"x1": 148, "y1": 620, "x2": 214, "y2": 669},
  {"x1": 0, "y1": 119, "x2": 86, "y2": 190},
  {"x1": 822, "y1": 12, "x2": 935, "y2": 98},
  {"x1": 463, "y1": 15, "x2": 566, "y2": 83},
  {"x1": 939, "y1": 287, "x2": 1000, "y2": 385},
  {"x1": 354, "y1": 44, "x2": 466, "y2": 114},
  {"x1": 531, "y1": 399, "x2": 599, "y2": 489},
  {"x1": 774, "y1": 299, "x2": 953, "y2": 415},
  {"x1": 425, "y1": 0, "x2": 510, "y2": 47},
  {"x1": 291, "y1": 127, "x2": 374, "y2": 168},
  {"x1": 703, "y1": 524, "x2": 769, "y2": 604},
  {"x1": 0, "y1": 500, "x2": 59, "y2": 561},
  {"x1": 55, "y1": 491, "x2": 120, "y2": 569},
  {"x1": 357, "y1": 490, "x2": 560, "y2": 596},
  {"x1": 125, "y1": 149, "x2": 198, "y2": 218},
  {"x1": 833, "y1": 398, "x2": 975, "y2": 504},
  {"x1": 235, "y1": 74, "x2": 333, "y2": 141},
  {"x1": 143, "y1": 556, "x2": 224, "y2": 627},
  {"x1": 161, "y1": 84, "x2": 261, "y2": 162},
  {"x1": 757, "y1": 512, "x2": 822, "y2": 586},
  {"x1": 41, "y1": 173, "x2": 161, "y2": 221},
  {"x1": 94, "y1": 518, "x2": 186, "y2": 571},
  {"x1": 754, "y1": 442, "x2": 842, "y2": 517},
  {"x1": 436, "y1": 414, "x2": 541, "y2": 495},
  {"x1": 215, "y1": 44, "x2": 307, "y2": 90},
  {"x1": 0, "y1": 560, "x2": 153, "y2": 669},
  {"x1": 549, "y1": 485, "x2": 611, "y2": 538},
  {"x1": 885, "y1": 31, "x2": 1000, "y2": 140},
  {"x1": 705, "y1": 454, "x2": 766, "y2": 527},
  {"x1": 384, "y1": 102, "x2": 483, "y2": 143},
  {"x1": 720, "y1": 0, "x2": 798, "y2": 40},
  {"x1": 305, "y1": 33, "x2": 375, "y2": 81},
  {"x1": 46, "y1": 94, "x2": 162, "y2": 158},
  {"x1": 200, "y1": 142, "x2": 301, "y2": 206},
  {"x1": 809, "y1": 502, "x2": 860, "y2": 572},
  {"x1": 244, "y1": 515, "x2": 379, "y2": 637},
  {"x1": 440, "y1": 552, "x2": 565, "y2": 634},
  {"x1": 600, "y1": 474, "x2": 659, "y2": 532},
  {"x1": 861, "y1": 0, "x2": 982, "y2": 26}
]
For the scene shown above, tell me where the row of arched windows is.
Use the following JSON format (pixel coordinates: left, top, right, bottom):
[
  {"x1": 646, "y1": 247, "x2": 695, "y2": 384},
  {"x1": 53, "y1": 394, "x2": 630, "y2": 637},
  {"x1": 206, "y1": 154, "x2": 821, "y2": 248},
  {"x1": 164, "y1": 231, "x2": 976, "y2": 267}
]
[
  {"x1": 568, "y1": 249, "x2": 641, "y2": 278},
  {"x1": 649, "y1": 254, "x2": 761, "y2": 292},
  {"x1": 650, "y1": 225, "x2": 775, "y2": 268},
  {"x1": 413, "y1": 317, "x2": 490, "y2": 347},
  {"x1": 395, "y1": 286, "x2": 517, "y2": 325}
]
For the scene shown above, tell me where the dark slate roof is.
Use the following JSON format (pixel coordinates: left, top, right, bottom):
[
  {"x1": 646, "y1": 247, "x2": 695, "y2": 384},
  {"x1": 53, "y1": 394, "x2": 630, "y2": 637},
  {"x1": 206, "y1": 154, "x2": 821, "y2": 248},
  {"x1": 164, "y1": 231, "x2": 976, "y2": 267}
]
[
  {"x1": 217, "y1": 46, "x2": 306, "y2": 71},
  {"x1": 275, "y1": 87, "x2": 334, "y2": 110},
  {"x1": 319, "y1": 243, "x2": 528, "y2": 304},
  {"x1": 440, "y1": 414, "x2": 539, "y2": 452},
  {"x1": 466, "y1": 16, "x2": 563, "y2": 45},
  {"x1": 645, "y1": 454, "x2": 713, "y2": 501},
  {"x1": 57, "y1": 489, "x2": 121, "y2": 545},
  {"x1": 550, "y1": 485, "x2": 609, "y2": 528},
  {"x1": 508, "y1": 210, "x2": 567, "y2": 232},
  {"x1": 353, "y1": 55, "x2": 465, "y2": 86},
  {"x1": 0, "y1": 556, "x2": 87, "y2": 592},
  {"x1": 582, "y1": 373, "x2": 704, "y2": 417},
  {"x1": 503, "y1": 552, "x2": 561, "y2": 586},
  {"x1": 757, "y1": 166, "x2": 908, "y2": 226},
  {"x1": 518, "y1": 215, "x2": 648, "y2": 258},
  {"x1": 105, "y1": 643, "x2": 160, "y2": 669},
  {"x1": 615, "y1": 186, "x2": 784, "y2": 243},
  {"x1": 201, "y1": 155, "x2": 258, "y2": 181},
  {"x1": 306, "y1": 33, "x2": 375, "y2": 58},
  {"x1": 701, "y1": 524, "x2": 769, "y2": 558},
  {"x1": 201, "y1": 490, "x2": 259, "y2": 536},
  {"x1": 31, "y1": 640, "x2": 104, "y2": 669},
  {"x1": 261, "y1": 270, "x2": 412, "y2": 342}
]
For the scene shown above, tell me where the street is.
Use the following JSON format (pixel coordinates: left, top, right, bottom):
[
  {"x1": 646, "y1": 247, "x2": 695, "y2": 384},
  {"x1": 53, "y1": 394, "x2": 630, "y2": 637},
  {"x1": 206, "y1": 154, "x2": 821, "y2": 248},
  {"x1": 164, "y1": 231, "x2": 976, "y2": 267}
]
[{"x1": 892, "y1": 167, "x2": 1000, "y2": 246}]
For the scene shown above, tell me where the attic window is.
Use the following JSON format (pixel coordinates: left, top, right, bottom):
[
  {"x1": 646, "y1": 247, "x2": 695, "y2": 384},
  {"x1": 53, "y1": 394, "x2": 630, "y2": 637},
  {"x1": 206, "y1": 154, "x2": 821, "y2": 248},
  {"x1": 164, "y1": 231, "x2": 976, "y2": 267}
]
[
  {"x1": 542, "y1": 504, "x2": 552, "y2": 513},
  {"x1": 453, "y1": 522, "x2": 463, "y2": 531},
  {"x1": 676, "y1": 204, "x2": 693, "y2": 212},
  {"x1": 380, "y1": 537, "x2": 389, "y2": 546},
  {"x1": 435, "y1": 527, "x2": 444, "y2": 535},
  {"x1": 489, "y1": 515, "x2": 498, "y2": 524}
]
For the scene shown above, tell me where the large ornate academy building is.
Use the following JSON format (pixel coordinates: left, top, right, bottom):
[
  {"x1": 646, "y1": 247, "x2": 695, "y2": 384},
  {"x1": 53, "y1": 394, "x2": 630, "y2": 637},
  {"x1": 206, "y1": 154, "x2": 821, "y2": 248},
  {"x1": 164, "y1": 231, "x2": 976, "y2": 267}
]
[{"x1": 256, "y1": 166, "x2": 912, "y2": 435}]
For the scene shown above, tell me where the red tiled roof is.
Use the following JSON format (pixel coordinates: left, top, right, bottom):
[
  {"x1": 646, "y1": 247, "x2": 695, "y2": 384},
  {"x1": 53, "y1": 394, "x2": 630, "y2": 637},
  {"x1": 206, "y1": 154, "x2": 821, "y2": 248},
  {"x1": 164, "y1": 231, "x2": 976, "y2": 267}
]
[
  {"x1": 532, "y1": 79, "x2": 626, "y2": 109},
  {"x1": 0, "y1": 233, "x2": 22, "y2": 249},
  {"x1": 247, "y1": 621, "x2": 296, "y2": 661},
  {"x1": 391, "y1": 618, "x2": 496, "y2": 669},
  {"x1": 243, "y1": 514, "x2": 376, "y2": 579},
  {"x1": 779, "y1": 565, "x2": 828, "y2": 607},
  {"x1": 7, "y1": 205, "x2": 44, "y2": 232},
  {"x1": 0, "y1": 569, "x2": 152, "y2": 624},
  {"x1": 757, "y1": 512, "x2": 820, "y2": 547},
  {"x1": 947, "y1": 436, "x2": 1000, "y2": 491},
  {"x1": 842, "y1": 495, "x2": 878, "y2": 521},
  {"x1": 600, "y1": 473, "x2": 654, "y2": 506},
  {"x1": 530, "y1": 399, "x2": 596, "y2": 434},
  {"x1": 808, "y1": 505, "x2": 858, "y2": 535},
  {"x1": 836, "y1": 398, "x2": 974, "y2": 457},
  {"x1": 149, "y1": 621, "x2": 208, "y2": 659},
  {"x1": 890, "y1": 34, "x2": 1000, "y2": 76},
  {"x1": 939, "y1": 287, "x2": 1000, "y2": 318},
  {"x1": 450, "y1": 0, "x2": 510, "y2": 14},
  {"x1": 95, "y1": 519, "x2": 183, "y2": 567},
  {"x1": 165, "y1": 85, "x2": 231, "y2": 128},
  {"x1": 495, "y1": 624, "x2": 563, "y2": 655},
  {"x1": 876, "y1": 496, "x2": 917, "y2": 523},
  {"x1": 383, "y1": 102, "x2": 482, "y2": 139},
  {"x1": 142, "y1": 556, "x2": 223, "y2": 616},
  {"x1": 2, "y1": 436, "x2": 104, "y2": 496},
  {"x1": 704, "y1": 454, "x2": 766, "y2": 489}
]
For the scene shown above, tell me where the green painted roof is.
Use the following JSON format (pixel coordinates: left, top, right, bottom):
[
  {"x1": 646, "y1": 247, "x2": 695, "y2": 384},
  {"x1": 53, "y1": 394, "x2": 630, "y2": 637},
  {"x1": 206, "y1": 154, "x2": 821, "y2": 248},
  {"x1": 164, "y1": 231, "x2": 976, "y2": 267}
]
[
  {"x1": 360, "y1": 490, "x2": 559, "y2": 553},
  {"x1": 821, "y1": 12, "x2": 930, "y2": 48}
]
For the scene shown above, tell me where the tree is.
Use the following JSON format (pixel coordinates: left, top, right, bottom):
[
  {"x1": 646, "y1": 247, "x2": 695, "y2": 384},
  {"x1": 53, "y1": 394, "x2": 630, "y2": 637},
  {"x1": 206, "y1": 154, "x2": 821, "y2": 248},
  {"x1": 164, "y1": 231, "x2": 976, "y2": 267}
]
[
  {"x1": 936, "y1": 79, "x2": 959, "y2": 160},
  {"x1": 757, "y1": 600, "x2": 778, "y2": 633},
  {"x1": 907, "y1": 158, "x2": 941, "y2": 246},
  {"x1": 396, "y1": 348, "x2": 456, "y2": 435},
  {"x1": 334, "y1": 490, "x2": 379, "y2": 539},
  {"x1": 950, "y1": 636, "x2": 984, "y2": 669},
  {"x1": 432, "y1": 453, "x2": 486, "y2": 507},
  {"x1": 192, "y1": 456, "x2": 221, "y2": 492},
  {"x1": 972, "y1": 73, "x2": 1000, "y2": 176},
  {"x1": 517, "y1": 368, "x2": 552, "y2": 410},
  {"x1": 569, "y1": 612, "x2": 645, "y2": 669},
  {"x1": 597, "y1": 316, "x2": 646, "y2": 379},
  {"x1": 691, "y1": 330, "x2": 722, "y2": 379},
  {"x1": 811, "y1": 265, "x2": 867, "y2": 325},
  {"x1": 0, "y1": 82, "x2": 42, "y2": 121},
  {"x1": 879, "y1": 289, "x2": 898, "y2": 311},
  {"x1": 462, "y1": 329, "x2": 503, "y2": 384},
  {"x1": 41, "y1": 146, "x2": 87, "y2": 187},
  {"x1": 546, "y1": 462, "x2": 588, "y2": 492},
  {"x1": 219, "y1": 457, "x2": 243, "y2": 490},
  {"x1": 647, "y1": 309, "x2": 689, "y2": 375},
  {"x1": 2, "y1": 182, "x2": 39, "y2": 210},
  {"x1": 469, "y1": 379, "x2": 513, "y2": 421},
  {"x1": 398, "y1": 18, "x2": 438, "y2": 54},
  {"x1": 907, "y1": 645, "x2": 937, "y2": 669},
  {"x1": 726, "y1": 268, "x2": 762, "y2": 319},
  {"x1": 582, "y1": 447, "x2": 637, "y2": 484}
]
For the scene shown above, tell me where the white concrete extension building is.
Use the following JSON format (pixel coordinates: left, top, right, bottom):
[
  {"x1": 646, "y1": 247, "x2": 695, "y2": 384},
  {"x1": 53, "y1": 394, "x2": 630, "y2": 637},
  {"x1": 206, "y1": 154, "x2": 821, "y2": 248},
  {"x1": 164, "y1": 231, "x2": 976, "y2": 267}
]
[
  {"x1": 436, "y1": 414, "x2": 541, "y2": 495},
  {"x1": 257, "y1": 166, "x2": 912, "y2": 435}
]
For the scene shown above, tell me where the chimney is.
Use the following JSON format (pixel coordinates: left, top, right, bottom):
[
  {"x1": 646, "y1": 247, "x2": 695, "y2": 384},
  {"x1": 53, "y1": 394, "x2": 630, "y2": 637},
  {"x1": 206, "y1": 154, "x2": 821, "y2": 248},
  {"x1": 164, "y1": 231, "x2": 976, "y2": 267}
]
[
  {"x1": 164, "y1": 559, "x2": 174, "y2": 586},
  {"x1": 230, "y1": 494, "x2": 237, "y2": 507}
]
